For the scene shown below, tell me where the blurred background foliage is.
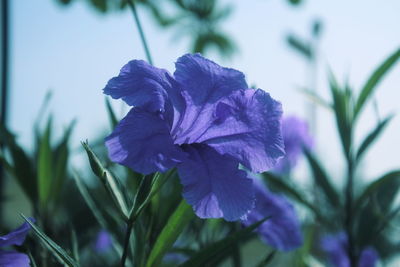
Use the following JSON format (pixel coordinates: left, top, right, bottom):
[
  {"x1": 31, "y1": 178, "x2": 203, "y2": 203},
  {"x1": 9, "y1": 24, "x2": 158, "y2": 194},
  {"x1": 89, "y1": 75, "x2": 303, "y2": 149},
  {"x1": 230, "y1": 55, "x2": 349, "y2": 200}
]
[{"x1": 1, "y1": 0, "x2": 400, "y2": 266}]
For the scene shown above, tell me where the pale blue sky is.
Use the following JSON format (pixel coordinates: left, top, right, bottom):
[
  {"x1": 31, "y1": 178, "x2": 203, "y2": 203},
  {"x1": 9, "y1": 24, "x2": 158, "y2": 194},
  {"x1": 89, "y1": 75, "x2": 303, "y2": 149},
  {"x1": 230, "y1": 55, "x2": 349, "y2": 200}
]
[{"x1": 9, "y1": 0, "x2": 400, "y2": 182}]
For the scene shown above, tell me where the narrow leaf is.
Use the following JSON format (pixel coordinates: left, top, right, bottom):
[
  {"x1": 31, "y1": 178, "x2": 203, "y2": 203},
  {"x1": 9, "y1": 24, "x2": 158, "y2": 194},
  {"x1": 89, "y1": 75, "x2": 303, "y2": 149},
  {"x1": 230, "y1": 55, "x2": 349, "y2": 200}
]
[
  {"x1": 146, "y1": 200, "x2": 194, "y2": 267},
  {"x1": 178, "y1": 218, "x2": 268, "y2": 267},
  {"x1": 356, "y1": 114, "x2": 394, "y2": 162},
  {"x1": 0, "y1": 126, "x2": 38, "y2": 201},
  {"x1": 129, "y1": 169, "x2": 176, "y2": 222},
  {"x1": 286, "y1": 34, "x2": 313, "y2": 60},
  {"x1": 354, "y1": 170, "x2": 400, "y2": 212},
  {"x1": 304, "y1": 150, "x2": 340, "y2": 207},
  {"x1": 38, "y1": 117, "x2": 53, "y2": 206},
  {"x1": 298, "y1": 87, "x2": 332, "y2": 110},
  {"x1": 21, "y1": 214, "x2": 79, "y2": 267},
  {"x1": 51, "y1": 120, "x2": 76, "y2": 202},
  {"x1": 105, "y1": 98, "x2": 118, "y2": 129},
  {"x1": 354, "y1": 48, "x2": 400, "y2": 119},
  {"x1": 82, "y1": 141, "x2": 129, "y2": 219}
]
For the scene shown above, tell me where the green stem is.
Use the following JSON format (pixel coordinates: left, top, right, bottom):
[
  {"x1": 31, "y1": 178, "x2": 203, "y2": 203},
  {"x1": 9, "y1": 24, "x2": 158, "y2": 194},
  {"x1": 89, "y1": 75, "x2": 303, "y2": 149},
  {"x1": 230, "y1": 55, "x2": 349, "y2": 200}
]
[
  {"x1": 127, "y1": 0, "x2": 153, "y2": 65},
  {"x1": 120, "y1": 221, "x2": 134, "y2": 267},
  {"x1": 345, "y1": 154, "x2": 356, "y2": 267}
]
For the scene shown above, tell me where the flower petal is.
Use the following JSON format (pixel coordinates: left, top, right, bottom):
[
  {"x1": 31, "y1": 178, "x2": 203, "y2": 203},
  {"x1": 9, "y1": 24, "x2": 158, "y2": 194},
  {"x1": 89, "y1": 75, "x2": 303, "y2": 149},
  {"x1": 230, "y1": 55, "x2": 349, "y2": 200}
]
[
  {"x1": 0, "y1": 218, "x2": 34, "y2": 247},
  {"x1": 0, "y1": 251, "x2": 30, "y2": 267},
  {"x1": 359, "y1": 247, "x2": 378, "y2": 267},
  {"x1": 177, "y1": 144, "x2": 254, "y2": 221},
  {"x1": 198, "y1": 89, "x2": 285, "y2": 172},
  {"x1": 241, "y1": 179, "x2": 302, "y2": 251},
  {"x1": 105, "y1": 108, "x2": 187, "y2": 174},
  {"x1": 103, "y1": 60, "x2": 171, "y2": 112},
  {"x1": 321, "y1": 233, "x2": 350, "y2": 267},
  {"x1": 274, "y1": 116, "x2": 314, "y2": 174},
  {"x1": 172, "y1": 53, "x2": 248, "y2": 143}
]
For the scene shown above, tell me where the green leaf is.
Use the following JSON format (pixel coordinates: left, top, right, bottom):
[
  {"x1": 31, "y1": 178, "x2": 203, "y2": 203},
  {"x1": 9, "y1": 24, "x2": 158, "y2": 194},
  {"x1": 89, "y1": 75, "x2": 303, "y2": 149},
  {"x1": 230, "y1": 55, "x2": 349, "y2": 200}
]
[
  {"x1": 73, "y1": 171, "x2": 126, "y2": 258},
  {"x1": 354, "y1": 48, "x2": 400, "y2": 119},
  {"x1": 82, "y1": 141, "x2": 129, "y2": 219},
  {"x1": 38, "y1": 116, "x2": 53, "y2": 206},
  {"x1": 288, "y1": 0, "x2": 302, "y2": 6},
  {"x1": 21, "y1": 214, "x2": 79, "y2": 267},
  {"x1": 304, "y1": 150, "x2": 340, "y2": 207},
  {"x1": 73, "y1": 171, "x2": 108, "y2": 229},
  {"x1": 298, "y1": 87, "x2": 332, "y2": 110},
  {"x1": 328, "y1": 73, "x2": 353, "y2": 157},
  {"x1": 255, "y1": 250, "x2": 276, "y2": 267},
  {"x1": 354, "y1": 170, "x2": 400, "y2": 212},
  {"x1": 129, "y1": 169, "x2": 176, "y2": 222},
  {"x1": 51, "y1": 120, "x2": 76, "y2": 202},
  {"x1": 105, "y1": 98, "x2": 118, "y2": 129},
  {"x1": 286, "y1": 34, "x2": 313, "y2": 60},
  {"x1": 146, "y1": 200, "x2": 194, "y2": 267},
  {"x1": 178, "y1": 218, "x2": 268, "y2": 267},
  {"x1": 0, "y1": 127, "x2": 37, "y2": 202},
  {"x1": 355, "y1": 114, "x2": 394, "y2": 162}
]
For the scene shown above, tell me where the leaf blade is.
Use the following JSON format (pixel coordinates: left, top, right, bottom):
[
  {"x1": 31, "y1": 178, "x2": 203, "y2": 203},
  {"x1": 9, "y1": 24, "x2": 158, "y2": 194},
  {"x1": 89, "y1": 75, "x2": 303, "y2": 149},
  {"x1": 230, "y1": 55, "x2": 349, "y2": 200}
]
[
  {"x1": 21, "y1": 214, "x2": 79, "y2": 267},
  {"x1": 146, "y1": 200, "x2": 194, "y2": 267},
  {"x1": 354, "y1": 48, "x2": 400, "y2": 119}
]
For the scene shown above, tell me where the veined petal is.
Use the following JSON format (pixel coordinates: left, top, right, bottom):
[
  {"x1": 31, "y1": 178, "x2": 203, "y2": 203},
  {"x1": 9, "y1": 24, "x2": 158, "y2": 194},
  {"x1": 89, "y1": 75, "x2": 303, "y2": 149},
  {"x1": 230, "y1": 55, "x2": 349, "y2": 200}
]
[
  {"x1": 103, "y1": 60, "x2": 171, "y2": 112},
  {"x1": 177, "y1": 144, "x2": 254, "y2": 221},
  {"x1": 172, "y1": 53, "x2": 248, "y2": 143},
  {"x1": 0, "y1": 218, "x2": 34, "y2": 247},
  {"x1": 241, "y1": 179, "x2": 302, "y2": 251},
  {"x1": 105, "y1": 108, "x2": 187, "y2": 175},
  {"x1": 0, "y1": 251, "x2": 30, "y2": 267},
  {"x1": 198, "y1": 89, "x2": 285, "y2": 172}
]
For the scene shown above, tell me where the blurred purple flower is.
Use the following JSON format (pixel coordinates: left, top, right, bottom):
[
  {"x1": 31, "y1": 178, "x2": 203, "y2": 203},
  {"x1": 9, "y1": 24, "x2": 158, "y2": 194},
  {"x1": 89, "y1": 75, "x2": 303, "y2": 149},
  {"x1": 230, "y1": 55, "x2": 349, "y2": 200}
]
[
  {"x1": 104, "y1": 53, "x2": 285, "y2": 221},
  {"x1": 274, "y1": 116, "x2": 313, "y2": 174},
  {"x1": 0, "y1": 218, "x2": 34, "y2": 267},
  {"x1": 94, "y1": 230, "x2": 112, "y2": 253},
  {"x1": 241, "y1": 179, "x2": 302, "y2": 251},
  {"x1": 321, "y1": 232, "x2": 379, "y2": 267}
]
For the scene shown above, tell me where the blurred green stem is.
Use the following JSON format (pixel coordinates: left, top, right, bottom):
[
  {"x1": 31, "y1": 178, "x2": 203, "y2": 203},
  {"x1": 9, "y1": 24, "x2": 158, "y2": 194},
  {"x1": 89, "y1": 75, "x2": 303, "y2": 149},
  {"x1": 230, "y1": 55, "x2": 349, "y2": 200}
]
[
  {"x1": 127, "y1": 0, "x2": 153, "y2": 65},
  {"x1": 345, "y1": 155, "x2": 356, "y2": 266},
  {"x1": 121, "y1": 220, "x2": 134, "y2": 267}
]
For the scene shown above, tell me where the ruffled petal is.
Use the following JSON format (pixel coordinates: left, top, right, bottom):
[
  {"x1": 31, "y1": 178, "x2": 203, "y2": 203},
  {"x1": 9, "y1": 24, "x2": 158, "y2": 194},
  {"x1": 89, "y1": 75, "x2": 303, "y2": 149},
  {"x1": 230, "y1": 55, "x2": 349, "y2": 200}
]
[
  {"x1": 103, "y1": 60, "x2": 171, "y2": 112},
  {"x1": 198, "y1": 89, "x2": 285, "y2": 172},
  {"x1": 0, "y1": 218, "x2": 34, "y2": 247},
  {"x1": 0, "y1": 251, "x2": 30, "y2": 267},
  {"x1": 105, "y1": 108, "x2": 187, "y2": 174},
  {"x1": 177, "y1": 144, "x2": 254, "y2": 221},
  {"x1": 172, "y1": 53, "x2": 248, "y2": 143},
  {"x1": 241, "y1": 179, "x2": 302, "y2": 251}
]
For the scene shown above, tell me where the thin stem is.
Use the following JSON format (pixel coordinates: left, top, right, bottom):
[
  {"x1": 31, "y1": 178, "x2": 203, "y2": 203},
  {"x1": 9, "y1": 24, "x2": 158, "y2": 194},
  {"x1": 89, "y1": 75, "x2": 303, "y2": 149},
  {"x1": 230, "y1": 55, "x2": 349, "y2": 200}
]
[
  {"x1": 345, "y1": 154, "x2": 356, "y2": 266},
  {"x1": 127, "y1": 0, "x2": 153, "y2": 65},
  {"x1": 120, "y1": 221, "x2": 134, "y2": 267},
  {"x1": 0, "y1": 0, "x2": 10, "y2": 224}
]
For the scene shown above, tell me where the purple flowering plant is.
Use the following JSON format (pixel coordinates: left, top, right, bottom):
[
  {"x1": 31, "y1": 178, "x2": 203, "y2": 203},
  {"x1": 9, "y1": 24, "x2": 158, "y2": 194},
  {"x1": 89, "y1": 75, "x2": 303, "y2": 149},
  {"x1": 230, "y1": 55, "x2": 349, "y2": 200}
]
[{"x1": 2, "y1": 2, "x2": 400, "y2": 267}]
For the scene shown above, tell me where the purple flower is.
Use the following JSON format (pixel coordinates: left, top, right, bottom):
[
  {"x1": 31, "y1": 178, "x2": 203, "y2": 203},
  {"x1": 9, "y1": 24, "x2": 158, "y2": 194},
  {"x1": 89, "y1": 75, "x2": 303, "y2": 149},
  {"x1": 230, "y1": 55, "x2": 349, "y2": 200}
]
[
  {"x1": 104, "y1": 54, "x2": 285, "y2": 221},
  {"x1": 321, "y1": 233, "x2": 379, "y2": 267},
  {"x1": 241, "y1": 179, "x2": 302, "y2": 251},
  {"x1": 94, "y1": 230, "x2": 112, "y2": 253},
  {"x1": 274, "y1": 116, "x2": 313, "y2": 174},
  {"x1": 0, "y1": 219, "x2": 34, "y2": 267}
]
